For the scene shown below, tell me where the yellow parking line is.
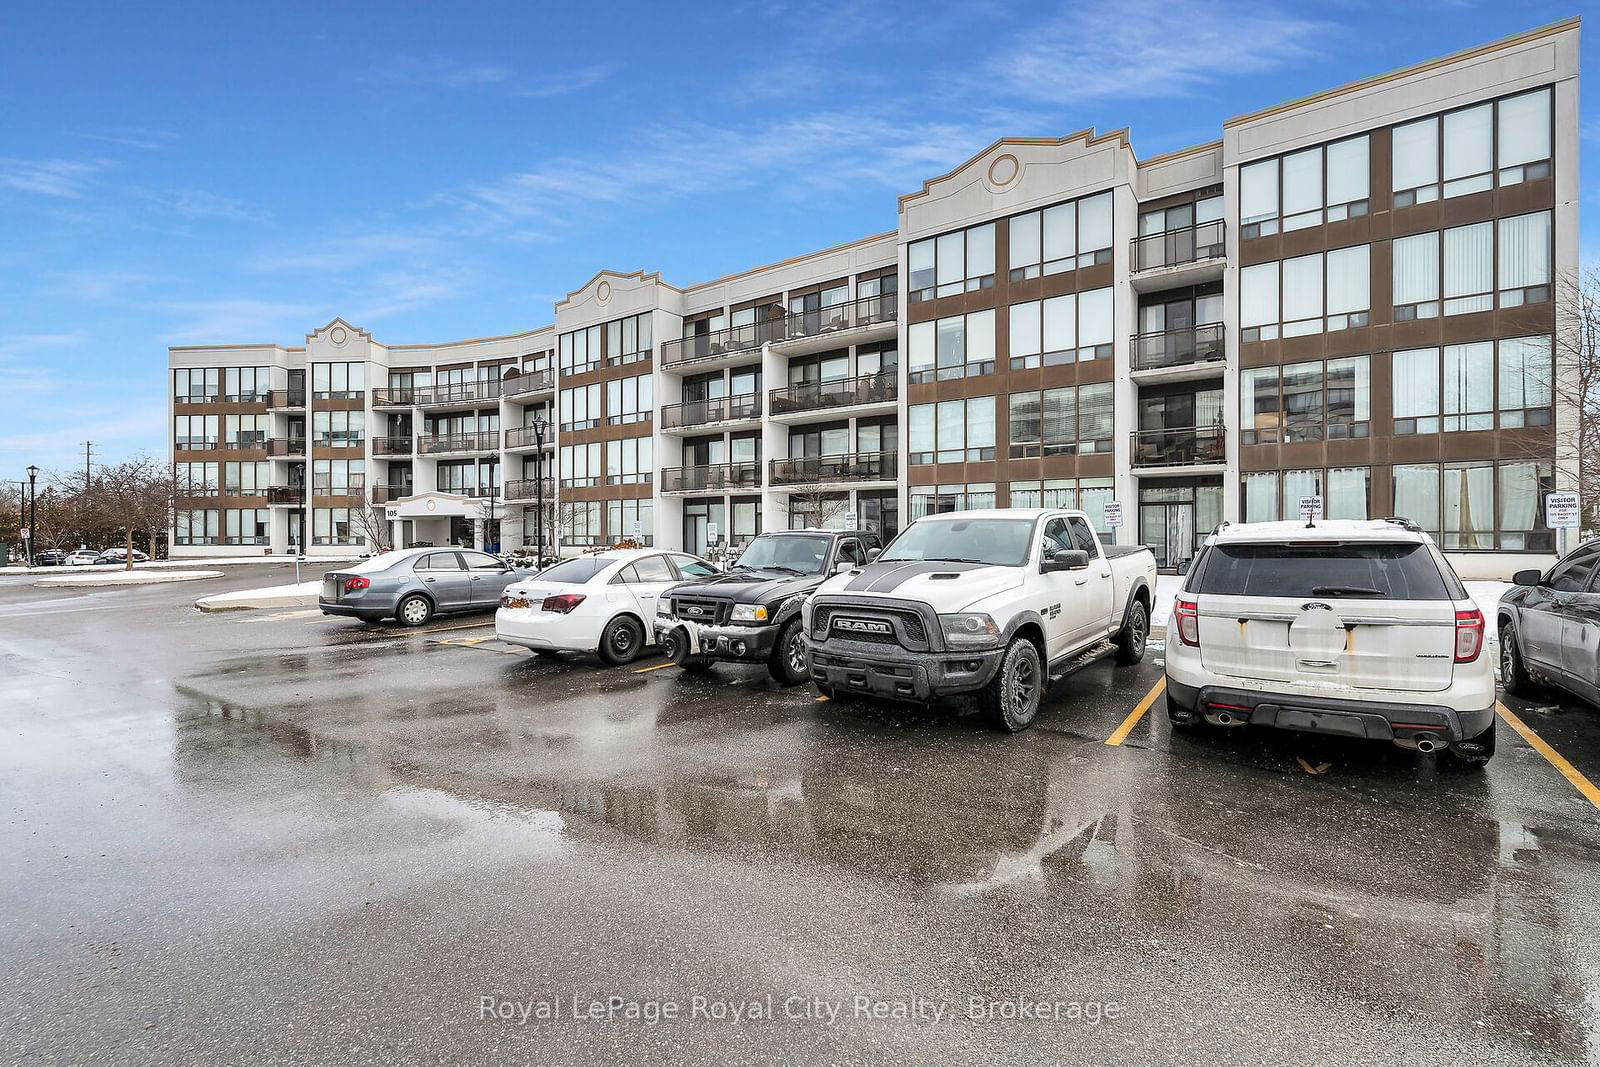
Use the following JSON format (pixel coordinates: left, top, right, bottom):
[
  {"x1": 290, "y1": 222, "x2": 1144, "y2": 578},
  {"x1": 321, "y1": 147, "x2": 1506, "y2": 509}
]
[
  {"x1": 633, "y1": 661, "x2": 676, "y2": 674},
  {"x1": 1105, "y1": 677, "x2": 1166, "y2": 747},
  {"x1": 1497, "y1": 701, "x2": 1600, "y2": 810}
]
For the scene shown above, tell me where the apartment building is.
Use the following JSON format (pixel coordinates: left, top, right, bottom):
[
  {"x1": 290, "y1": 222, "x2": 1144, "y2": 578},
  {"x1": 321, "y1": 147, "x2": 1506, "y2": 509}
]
[{"x1": 168, "y1": 18, "x2": 1579, "y2": 576}]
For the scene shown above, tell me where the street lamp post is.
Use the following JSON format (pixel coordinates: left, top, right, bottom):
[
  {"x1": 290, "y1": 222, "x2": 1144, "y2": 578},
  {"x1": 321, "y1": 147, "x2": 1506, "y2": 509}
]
[
  {"x1": 26, "y1": 464, "x2": 39, "y2": 568},
  {"x1": 533, "y1": 415, "x2": 548, "y2": 565}
]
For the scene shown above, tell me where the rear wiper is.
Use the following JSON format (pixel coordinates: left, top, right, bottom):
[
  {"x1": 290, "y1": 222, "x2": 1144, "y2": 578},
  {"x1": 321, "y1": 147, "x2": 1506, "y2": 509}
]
[{"x1": 1310, "y1": 585, "x2": 1386, "y2": 598}]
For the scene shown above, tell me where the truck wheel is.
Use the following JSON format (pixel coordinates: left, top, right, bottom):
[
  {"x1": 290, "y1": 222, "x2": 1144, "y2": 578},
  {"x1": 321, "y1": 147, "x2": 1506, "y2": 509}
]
[
  {"x1": 767, "y1": 618, "x2": 809, "y2": 686},
  {"x1": 1499, "y1": 622, "x2": 1534, "y2": 695},
  {"x1": 1446, "y1": 719, "x2": 1496, "y2": 768},
  {"x1": 982, "y1": 639, "x2": 1043, "y2": 732},
  {"x1": 663, "y1": 626, "x2": 713, "y2": 672},
  {"x1": 1114, "y1": 600, "x2": 1148, "y2": 665}
]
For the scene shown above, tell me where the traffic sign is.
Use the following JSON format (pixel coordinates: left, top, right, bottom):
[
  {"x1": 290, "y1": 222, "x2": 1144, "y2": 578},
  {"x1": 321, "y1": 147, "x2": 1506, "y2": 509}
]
[
  {"x1": 1103, "y1": 501, "x2": 1123, "y2": 529},
  {"x1": 1546, "y1": 491, "x2": 1581, "y2": 529},
  {"x1": 1299, "y1": 495, "x2": 1324, "y2": 521}
]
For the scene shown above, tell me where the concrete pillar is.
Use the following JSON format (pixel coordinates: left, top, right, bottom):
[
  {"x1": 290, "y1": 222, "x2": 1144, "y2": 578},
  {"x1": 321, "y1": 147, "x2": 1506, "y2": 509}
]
[
  {"x1": 472, "y1": 518, "x2": 485, "y2": 550},
  {"x1": 391, "y1": 517, "x2": 404, "y2": 551}
]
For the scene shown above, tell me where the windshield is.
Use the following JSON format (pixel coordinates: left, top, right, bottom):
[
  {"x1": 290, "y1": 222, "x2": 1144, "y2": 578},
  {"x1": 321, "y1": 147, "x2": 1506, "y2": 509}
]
[
  {"x1": 732, "y1": 535, "x2": 832, "y2": 575},
  {"x1": 535, "y1": 557, "x2": 610, "y2": 584},
  {"x1": 880, "y1": 517, "x2": 1035, "y2": 567},
  {"x1": 1193, "y1": 541, "x2": 1453, "y2": 600}
]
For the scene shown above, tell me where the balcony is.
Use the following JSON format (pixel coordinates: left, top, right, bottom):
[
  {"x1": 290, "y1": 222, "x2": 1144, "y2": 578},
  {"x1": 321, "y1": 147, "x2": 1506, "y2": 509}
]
[
  {"x1": 1129, "y1": 425, "x2": 1226, "y2": 469},
  {"x1": 660, "y1": 462, "x2": 761, "y2": 493},
  {"x1": 370, "y1": 388, "x2": 415, "y2": 408},
  {"x1": 266, "y1": 437, "x2": 306, "y2": 457},
  {"x1": 266, "y1": 486, "x2": 304, "y2": 505},
  {"x1": 1131, "y1": 323, "x2": 1226, "y2": 376},
  {"x1": 660, "y1": 321, "x2": 770, "y2": 371},
  {"x1": 414, "y1": 381, "x2": 503, "y2": 409},
  {"x1": 769, "y1": 451, "x2": 896, "y2": 486},
  {"x1": 311, "y1": 475, "x2": 366, "y2": 498},
  {"x1": 503, "y1": 370, "x2": 556, "y2": 399},
  {"x1": 418, "y1": 430, "x2": 500, "y2": 455},
  {"x1": 503, "y1": 478, "x2": 555, "y2": 502},
  {"x1": 768, "y1": 373, "x2": 896, "y2": 419},
  {"x1": 505, "y1": 425, "x2": 554, "y2": 450},
  {"x1": 659, "y1": 394, "x2": 762, "y2": 433},
  {"x1": 267, "y1": 390, "x2": 306, "y2": 409},
  {"x1": 372, "y1": 435, "x2": 415, "y2": 456},
  {"x1": 370, "y1": 484, "x2": 414, "y2": 505},
  {"x1": 768, "y1": 295, "x2": 899, "y2": 356},
  {"x1": 1129, "y1": 220, "x2": 1226, "y2": 291}
]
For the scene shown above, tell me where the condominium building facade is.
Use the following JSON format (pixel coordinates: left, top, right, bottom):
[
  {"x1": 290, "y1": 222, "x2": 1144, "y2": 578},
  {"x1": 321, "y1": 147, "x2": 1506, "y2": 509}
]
[{"x1": 168, "y1": 19, "x2": 1579, "y2": 576}]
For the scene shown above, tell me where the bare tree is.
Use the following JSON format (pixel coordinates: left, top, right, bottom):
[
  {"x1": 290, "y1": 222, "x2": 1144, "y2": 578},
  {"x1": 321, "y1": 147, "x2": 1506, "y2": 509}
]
[
  {"x1": 1553, "y1": 268, "x2": 1600, "y2": 533},
  {"x1": 90, "y1": 456, "x2": 170, "y2": 570},
  {"x1": 783, "y1": 480, "x2": 851, "y2": 531},
  {"x1": 349, "y1": 499, "x2": 393, "y2": 554}
]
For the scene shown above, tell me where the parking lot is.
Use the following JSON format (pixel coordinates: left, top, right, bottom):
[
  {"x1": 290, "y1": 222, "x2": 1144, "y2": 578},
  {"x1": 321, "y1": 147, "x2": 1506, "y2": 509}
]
[{"x1": 3, "y1": 567, "x2": 1600, "y2": 1065}]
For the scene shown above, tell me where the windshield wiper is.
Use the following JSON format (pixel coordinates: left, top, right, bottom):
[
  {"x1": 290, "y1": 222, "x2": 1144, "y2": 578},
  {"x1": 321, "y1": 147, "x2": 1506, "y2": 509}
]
[
  {"x1": 922, "y1": 557, "x2": 991, "y2": 565},
  {"x1": 1310, "y1": 585, "x2": 1386, "y2": 598},
  {"x1": 751, "y1": 565, "x2": 806, "y2": 576}
]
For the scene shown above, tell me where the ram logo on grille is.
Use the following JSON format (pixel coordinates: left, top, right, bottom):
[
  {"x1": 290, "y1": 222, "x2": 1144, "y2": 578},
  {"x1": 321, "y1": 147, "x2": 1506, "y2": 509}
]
[{"x1": 834, "y1": 617, "x2": 892, "y2": 635}]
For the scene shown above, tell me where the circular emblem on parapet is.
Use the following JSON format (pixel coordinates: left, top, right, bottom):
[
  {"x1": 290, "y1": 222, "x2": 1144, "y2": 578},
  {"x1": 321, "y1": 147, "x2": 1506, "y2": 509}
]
[
  {"x1": 426, "y1": 498, "x2": 437, "y2": 512},
  {"x1": 986, "y1": 153, "x2": 1021, "y2": 191},
  {"x1": 596, "y1": 280, "x2": 613, "y2": 305},
  {"x1": 329, "y1": 326, "x2": 348, "y2": 346}
]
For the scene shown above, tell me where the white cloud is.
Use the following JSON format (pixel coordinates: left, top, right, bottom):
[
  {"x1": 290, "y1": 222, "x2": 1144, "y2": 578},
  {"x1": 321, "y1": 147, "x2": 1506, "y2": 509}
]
[
  {"x1": 247, "y1": 232, "x2": 438, "y2": 275},
  {"x1": 517, "y1": 64, "x2": 615, "y2": 99},
  {"x1": 989, "y1": 0, "x2": 1327, "y2": 103},
  {"x1": 363, "y1": 56, "x2": 613, "y2": 97},
  {"x1": 135, "y1": 188, "x2": 271, "y2": 223},
  {"x1": 165, "y1": 298, "x2": 320, "y2": 344},
  {"x1": 0, "y1": 158, "x2": 114, "y2": 199},
  {"x1": 74, "y1": 127, "x2": 178, "y2": 151}
]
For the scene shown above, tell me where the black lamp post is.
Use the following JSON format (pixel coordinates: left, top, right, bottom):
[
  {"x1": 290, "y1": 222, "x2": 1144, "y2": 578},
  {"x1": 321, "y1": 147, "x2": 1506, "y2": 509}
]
[
  {"x1": 532, "y1": 414, "x2": 548, "y2": 564},
  {"x1": 26, "y1": 464, "x2": 39, "y2": 567}
]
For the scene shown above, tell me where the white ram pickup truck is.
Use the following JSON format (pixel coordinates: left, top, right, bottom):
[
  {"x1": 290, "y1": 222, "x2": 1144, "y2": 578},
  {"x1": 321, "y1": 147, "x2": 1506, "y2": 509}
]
[{"x1": 803, "y1": 508, "x2": 1158, "y2": 730}]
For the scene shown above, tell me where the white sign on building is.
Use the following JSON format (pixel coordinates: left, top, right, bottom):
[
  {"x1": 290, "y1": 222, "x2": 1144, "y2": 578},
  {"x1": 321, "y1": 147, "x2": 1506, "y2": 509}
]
[
  {"x1": 1546, "y1": 492, "x2": 1581, "y2": 529},
  {"x1": 1103, "y1": 501, "x2": 1123, "y2": 529}
]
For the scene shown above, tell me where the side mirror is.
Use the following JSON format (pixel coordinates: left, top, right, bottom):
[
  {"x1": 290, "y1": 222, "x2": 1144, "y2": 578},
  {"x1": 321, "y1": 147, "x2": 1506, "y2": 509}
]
[
  {"x1": 865, "y1": 547, "x2": 881, "y2": 562},
  {"x1": 1513, "y1": 568, "x2": 1542, "y2": 588},
  {"x1": 833, "y1": 560, "x2": 854, "y2": 574},
  {"x1": 1042, "y1": 549, "x2": 1090, "y2": 573}
]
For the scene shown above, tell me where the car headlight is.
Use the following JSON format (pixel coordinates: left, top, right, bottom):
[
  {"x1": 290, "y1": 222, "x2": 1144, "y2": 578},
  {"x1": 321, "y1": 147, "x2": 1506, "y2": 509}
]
[
  {"x1": 730, "y1": 604, "x2": 769, "y2": 624},
  {"x1": 656, "y1": 599, "x2": 671, "y2": 615},
  {"x1": 939, "y1": 613, "x2": 1001, "y2": 648}
]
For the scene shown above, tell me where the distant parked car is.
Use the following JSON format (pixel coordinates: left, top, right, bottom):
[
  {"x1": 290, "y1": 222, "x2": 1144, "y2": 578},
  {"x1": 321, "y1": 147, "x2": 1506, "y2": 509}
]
[
  {"x1": 497, "y1": 548, "x2": 717, "y2": 665},
  {"x1": 1498, "y1": 539, "x2": 1600, "y2": 708},
  {"x1": 32, "y1": 549, "x2": 67, "y2": 567},
  {"x1": 95, "y1": 548, "x2": 149, "y2": 565},
  {"x1": 319, "y1": 547, "x2": 522, "y2": 626},
  {"x1": 66, "y1": 550, "x2": 101, "y2": 566}
]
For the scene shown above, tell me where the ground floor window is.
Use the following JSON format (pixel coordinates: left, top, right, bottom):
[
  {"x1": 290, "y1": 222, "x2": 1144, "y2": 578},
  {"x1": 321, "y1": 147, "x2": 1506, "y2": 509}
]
[
  {"x1": 909, "y1": 482, "x2": 996, "y2": 518},
  {"x1": 563, "y1": 500, "x2": 602, "y2": 545},
  {"x1": 857, "y1": 490, "x2": 899, "y2": 541},
  {"x1": 1392, "y1": 459, "x2": 1554, "y2": 550},
  {"x1": 682, "y1": 499, "x2": 725, "y2": 559},
  {"x1": 607, "y1": 498, "x2": 653, "y2": 545},
  {"x1": 312, "y1": 508, "x2": 364, "y2": 547},
  {"x1": 731, "y1": 496, "x2": 761, "y2": 547},
  {"x1": 1005, "y1": 478, "x2": 1116, "y2": 533},
  {"x1": 789, "y1": 492, "x2": 850, "y2": 530},
  {"x1": 175, "y1": 509, "x2": 220, "y2": 545},
  {"x1": 1138, "y1": 480, "x2": 1222, "y2": 570},
  {"x1": 1243, "y1": 467, "x2": 1370, "y2": 523},
  {"x1": 223, "y1": 508, "x2": 271, "y2": 546}
]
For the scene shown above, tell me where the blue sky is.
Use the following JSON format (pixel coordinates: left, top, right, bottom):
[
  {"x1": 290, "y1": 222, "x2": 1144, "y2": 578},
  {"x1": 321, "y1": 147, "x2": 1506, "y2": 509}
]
[{"x1": 0, "y1": 0, "x2": 1591, "y2": 474}]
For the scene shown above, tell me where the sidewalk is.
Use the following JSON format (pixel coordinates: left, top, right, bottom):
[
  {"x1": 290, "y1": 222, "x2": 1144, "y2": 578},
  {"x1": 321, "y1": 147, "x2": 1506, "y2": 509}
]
[
  {"x1": 194, "y1": 580, "x2": 321, "y2": 612},
  {"x1": 37, "y1": 570, "x2": 225, "y2": 589},
  {"x1": 1, "y1": 554, "x2": 361, "y2": 576}
]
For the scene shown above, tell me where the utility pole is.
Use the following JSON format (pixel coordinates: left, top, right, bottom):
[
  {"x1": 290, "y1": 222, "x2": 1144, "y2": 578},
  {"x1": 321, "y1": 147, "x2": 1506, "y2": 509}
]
[{"x1": 84, "y1": 441, "x2": 93, "y2": 490}]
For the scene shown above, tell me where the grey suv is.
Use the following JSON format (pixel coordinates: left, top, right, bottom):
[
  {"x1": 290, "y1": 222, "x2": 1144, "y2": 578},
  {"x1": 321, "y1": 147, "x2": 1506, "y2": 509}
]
[{"x1": 1499, "y1": 540, "x2": 1600, "y2": 708}]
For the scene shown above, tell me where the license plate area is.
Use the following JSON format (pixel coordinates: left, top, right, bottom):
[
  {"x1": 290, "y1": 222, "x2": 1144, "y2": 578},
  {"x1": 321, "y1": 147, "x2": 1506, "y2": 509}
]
[{"x1": 1273, "y1": 707, "x2": 1369, "y2": 739}]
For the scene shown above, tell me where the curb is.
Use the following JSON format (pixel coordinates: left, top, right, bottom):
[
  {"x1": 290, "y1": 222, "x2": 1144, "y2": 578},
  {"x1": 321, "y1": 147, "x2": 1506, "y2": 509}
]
[{"x1": 37, "y1": 570, "x2": 225, "y2": 589}]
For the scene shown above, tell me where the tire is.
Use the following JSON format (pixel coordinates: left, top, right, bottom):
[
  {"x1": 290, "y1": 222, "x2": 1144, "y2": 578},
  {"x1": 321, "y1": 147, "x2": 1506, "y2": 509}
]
[
  {"x1": 396, "y1": 594, "x2": 433, "y2": 627},
  {"x1": 981, "y1": 638, "x2": 1045, "y2": 732},
  {"x1": 598, "y1": 615, "x2": 644, "y2": 666},
  {"x1": 767, "y1": 618, "x2": 809, "y2": 686},
  {"x1": 1499, "y1": 621, "x2": 1534, "y2": 696},
  {"x1": 663, "y1": 626, "x2": 713, "y2": 672},
  {"x1": 1114, "y1": 599, "x2": 1149, "y2": 665},
  {"x1": 1447, "y1": 719, "x2": 1497, "y2": 768}
]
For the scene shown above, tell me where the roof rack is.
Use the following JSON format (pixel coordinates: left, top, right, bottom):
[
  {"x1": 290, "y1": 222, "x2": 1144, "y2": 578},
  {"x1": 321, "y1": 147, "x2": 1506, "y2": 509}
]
[
  {"x1": 1380, "y1": 516, "x2": 1422, "y2": 532},
  {"x1": 1211, "y1": 521, "x2": 1230, "y2": 535}
]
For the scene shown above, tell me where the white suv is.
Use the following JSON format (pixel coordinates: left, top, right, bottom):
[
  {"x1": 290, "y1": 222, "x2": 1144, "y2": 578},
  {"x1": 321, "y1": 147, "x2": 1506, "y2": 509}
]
[{"x1": 1164, "y1": 519, "x2": 1496, "y2": 766}]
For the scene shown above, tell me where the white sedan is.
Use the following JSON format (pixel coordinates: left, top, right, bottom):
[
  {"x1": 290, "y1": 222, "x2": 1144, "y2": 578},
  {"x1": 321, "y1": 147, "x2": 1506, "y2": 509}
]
[{"x1": 495, "y1": 548, "x2": 718, "y2": 665}]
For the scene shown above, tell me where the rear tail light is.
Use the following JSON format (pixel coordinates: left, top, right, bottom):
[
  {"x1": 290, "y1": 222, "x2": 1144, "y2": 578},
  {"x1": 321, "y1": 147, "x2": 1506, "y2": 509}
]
[
  {"x1": 541, "y1": 593, "x2": 586, "y2": 614},
  {"x1": 1175, "y1": 597, "x2": 1200, "y2": 647},
  {"x1": 343, "y1": 576, "x2": 369, "y2": 592},
  {"x1": 1455, "y1": 608, "x2": 1485, "y2": 663}
]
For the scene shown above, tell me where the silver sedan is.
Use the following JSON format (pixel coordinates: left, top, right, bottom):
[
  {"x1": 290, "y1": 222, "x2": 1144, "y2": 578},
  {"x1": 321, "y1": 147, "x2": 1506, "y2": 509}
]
[{"x1": 319, "y1": 547, "x2": 522, "y2": 626}]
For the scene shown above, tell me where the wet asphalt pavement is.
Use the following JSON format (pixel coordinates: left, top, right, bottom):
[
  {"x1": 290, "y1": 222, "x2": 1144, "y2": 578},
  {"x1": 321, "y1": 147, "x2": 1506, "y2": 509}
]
[{"x1": 2, "y1": 567, "x2": 1599, "y2": 1066}]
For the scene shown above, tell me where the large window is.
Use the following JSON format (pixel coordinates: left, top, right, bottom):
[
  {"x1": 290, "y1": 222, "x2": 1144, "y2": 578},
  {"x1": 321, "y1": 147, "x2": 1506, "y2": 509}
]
[
  {"x1": 1006, "y1": 288, "x2": 1113, "y2": 369},
  {"x1": 559, "y1": 324, "x2": 603, "y2": 375},
  {"x1": 908, "y1": 222, "x2": 995, "y2": 301},
  {"x1": 175, "y1": 462, "x2": 219, "y2": 496},
  {"x1": 607, "y1": 498, "x2": 654, "y2": 544},
  {"x1": 559, "y1": 383, "x2": 601, "y2": 431},
  {"x1": 1242, "y1": 468, "x2": 1371, "y2": 522},
  {"x1": 311, "y1": 459, "x2": 365, "y2": 495},
  {"x1": 1393, "y1": 211, "x2": 1552, "y2": 320},
  {"x1": 311, "y1": 410, "x2": 364, "y2": 447},
  {"x1": 563, "y1": 500, "x2": 602, "y2": 545},
  {"x1": 1392, "y1": 337, "x2": 1552, "y2": 435},
  {"x1": 908, "y1": 482, "x2": 997, "y2": 518},
  {"x1": 1391, "y1": 87, "x2": 1552, "y2": 206},
  {"x1": 1007, "y1": 383, "x2": 1114, "y2": 457},
  {"x1": 907, "y1": 397, "x2": 995, "y2": 464},
  {"x1": 1006, "y1": 477, "x2": 1116, "y2": 533},
  {"x1": 1393, "y1": 460, "x2": 1554, "y2": 551},
  {"x1": 225, "y1": 461, "x2": 270, "y2": 496},
  {"x1": 173, "y1": 368, "x2": 220, "y2": 402},
  {"x1": 606, "y1": 373, "x2": 653, "y2": 425},
  {"x1": 311, "y1": 362, "x2": 364, "y2": 399},
  {"x1": 907, "y1": 310, "x2": 995, "y2": 384},
  {"x1": 606, "y1": 436, "x2": 654, "y2": 485},
  {"x1": 605, "y1": 312, "x2": 653, "y2": 366},
  {"x1": 223, "y1": 508, "x2": 271, "y2": 546},
  {"x1": 174, "y1": 414, "x2": 219, "y2": 451},
  {"x1": 223, "y1": 414, "x2": 268, "y2": 449},
  {"x1": 1239, "y1": 134, "x2": 1370, "y2": 238},
  {"x1": 1008, "y1": 191, "x2": 1114, "y2": 280},
  {"x1": 559, "y1": 442, "x2": 602, "y2": 487},
  {"x1": 174, "y1": 509, "x2": 219, "y2": 545},
  {"x1": 1239, "y1": 356, "x2": 1370, "y2": 444},
  {"x1": 311, "y1": 507, "x2": 363, "y2": 546},
  {"x1": 1240, "y1": 245, "x2": 1369, "y2": 341}
]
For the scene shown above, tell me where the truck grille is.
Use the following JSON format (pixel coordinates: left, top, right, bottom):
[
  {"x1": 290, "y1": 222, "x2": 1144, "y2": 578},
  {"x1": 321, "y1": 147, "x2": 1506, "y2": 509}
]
[
  {"x1": 813, "y1": 605, "x2": 928, "y2": 646},
  {"x1": 671, "y1": 596, "x2": 731, "y2": 625}
]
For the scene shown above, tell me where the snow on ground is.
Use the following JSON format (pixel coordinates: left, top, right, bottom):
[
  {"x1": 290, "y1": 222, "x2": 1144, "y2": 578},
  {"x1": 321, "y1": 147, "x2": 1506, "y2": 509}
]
[{"x1": 194, "y1": 580, "x2": 321, "y2": 612}]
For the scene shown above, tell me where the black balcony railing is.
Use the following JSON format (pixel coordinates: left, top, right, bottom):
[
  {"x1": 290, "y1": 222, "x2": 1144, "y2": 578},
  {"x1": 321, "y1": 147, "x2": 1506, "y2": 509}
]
[
  {"x1": 505, "y1": 425, "x2": 553, "y2": 449},
  {"x1": 370, "y1": 388, "x2": 414, "y2": 407},
  {"x1": 660, "y1": 394, "x2": 762, "y2": 430},
  {"x1": 419, "y1": 430, "x2": 500, "y2": 454},
  {"x1": 503, "y1": 478, "x2": 555, "y2": 501},
  {"x1": 1129, "y1": 425, "x2": 1226, "y2": 467},
  {"x1": 660, "y1": 462, "x2": 761, "y2": 492},
  {"x1": 267, "y1": 486, "x2": 304, "y2": 505},
  {"x1": 769, "y1": 451, "x2": 897, "y2": 486},
  {"x1": 660, "y1": 295, "x2": 899, "y2": 369},
  {"x1": 268, "y1": 389, "x2": 306, "y2": 409},
  {"x1": 1131, "y1": 220, "x2": 1226, "y2": 272},
  {"x1": 266, "y1": 437, "x2": 307, "y2": 456},
  {"x1": 1131, "y1": 323, "x2": 1226, "y2": 372},
  {"x1": 768, "y1": 373, "x2": 896, "y2": 416},
  {"x1": 370, "y1": 485, "x2": 413, "y2": 505},
  {"x1": 415, "y1": 381, "x2": 503, "y2": 407},
  {"x1": 372, "y1": 436, "x2": 414, "y2": 456},
  {"x1": 503, "y1": 370, "x2": 555, "y2": 397}
]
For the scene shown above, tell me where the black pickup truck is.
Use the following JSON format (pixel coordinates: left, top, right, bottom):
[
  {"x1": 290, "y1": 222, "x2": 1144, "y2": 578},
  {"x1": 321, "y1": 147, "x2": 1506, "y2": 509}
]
[{"x1": 655, "y1": 528, "x2": 883, "y2": 684}]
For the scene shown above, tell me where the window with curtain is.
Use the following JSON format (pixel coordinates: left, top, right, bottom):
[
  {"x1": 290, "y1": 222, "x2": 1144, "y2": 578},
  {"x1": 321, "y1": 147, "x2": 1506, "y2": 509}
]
[
  {"x1": 1077, "y1": 288, "x2": 1113, "y2": 360},
  {"x1": 1077, "y1": 384, "x2": 1114, "y2": 453},
  {"x1": 1443, "y1": 221, "x2": 1493, "y2": 315},
  {"x1": 1325, "y1": 136, "x2": 1369, "y2": 220},
  {"x1": 1240, "y1": 159, "x2": 1279, "y2": 237},
  {"x1": 1443, "y1": 103, "x2": 1493, "y2": 198},
  {"x1": 1392, "y1": 233, "x2": 1439, "y2": 320},
  {"x1": 1325, "y1": 245, "x2": 1370, "y2": 330},
  {"x1": 1498, "y1": 211, "x2": 1552, "y2": 306},
  {"x1": 909, "y1": 320, "x2": 935, "y2": 384},
  {"x1": 1393, "y1": 463, "x2": 1442, "y2": 536},
  {"x1": 1391, "y1": 348, "x2": 1440, "y2": 434},
  {"x1": 1498, "y1": 88, "x2": 1553, "y2": 185},
  {"x1": 1042, "y1": 202, "x2": 1075, "y2": 272},
  {"x1": 1497, "y1": 336, "x2": 1554, "y2": 428},
  {"x1": 1282, "y1": 362, "x2": 1324, "y2": 442},
  {"x1": 1240, "y1": 262, "x2": 1279, "y2": 342},
  {"x1": 1007, "y1": 387, "x2": 1080, "y2": 458},
  {"x1": 1392, "y1": 116, "x2": 1439, "y2": 206},
  {"x1": 1009, "y1": 211, "x2": 1041, "y2": 281},
  {"x1": 1240, "y1": 366, "x2": 1280, "y2": 445},
  {"x1": 1326, "y1": 355, "x2": 1370, "y2": 439},
  {"x1": 1283, "y1": 469, "x2": 1321, "y2": 515},
  {"x1": 1443, "y1": 462, "x2": 1495, "y2": 549},
  {"x1": 1009, "y1": 301, "x2": 1041, "y2": 369},
  {"x1": 936, "y1": 315, "x2": 965, "y2": 380},
  {"x1": 1281, "y1": 147, "x2": 1322, "y2": 231},
  {"x1": 1442, "y1": 341, "x2": 1493, "y2": 431},
  {"x1": 1076, "y1": 193, "x2": 1113, "y2": 265},
  {"x1": 908, "y1": 404, "x2": 935, "y2": 464},
  {"x1": 1499, "y1": 461, "x2": 1554, "y2": 550},
  {"x1": 1006, "y1": 191, "x2": 1113, "y2": 281},
  {"x1": 1326, "y1": 468, "x2": 1370, "y2": 520},
  {"x1": 1243, "y1": 472, "x2": 1279, "y2": 521},
  {"x1": 965, "y1": 309, "x2": 996, "y2": 376},
  {"x1": 1281, "y1": 254, "x2": 1323, "y2": 336}
]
